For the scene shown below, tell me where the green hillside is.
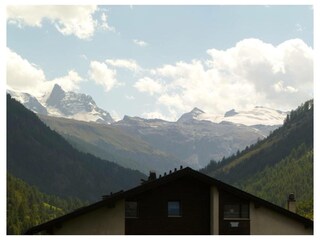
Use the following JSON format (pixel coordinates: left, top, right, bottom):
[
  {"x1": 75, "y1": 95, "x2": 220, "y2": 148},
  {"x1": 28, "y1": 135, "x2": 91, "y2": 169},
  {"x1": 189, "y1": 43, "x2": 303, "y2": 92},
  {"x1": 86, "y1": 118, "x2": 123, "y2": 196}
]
[
  {"x1": 202, "y1": 100, "x2": 313, "y2": 218},
  {"x1": 7, "y1": 174, "x2": 87, "y2": 235},
  {"x1": 7, "y1": 94, "x2": 146, "y2": 202},
  {"x1": 240, "y1": 144, "x2": 313, "y2": 218}
]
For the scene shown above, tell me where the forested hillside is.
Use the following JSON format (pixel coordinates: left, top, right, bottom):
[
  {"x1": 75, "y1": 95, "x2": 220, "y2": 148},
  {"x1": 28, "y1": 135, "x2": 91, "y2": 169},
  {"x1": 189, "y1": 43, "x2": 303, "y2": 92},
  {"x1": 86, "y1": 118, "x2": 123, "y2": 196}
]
[
  {"x1": 240, "y1": 144, "x2": 313, "y2": 218},
  {"x1": 7, "y1": 174, "x2": 87, "y2": 235},
  {"x1": 7, "y1": 94, "x2": 146, "y2": 202},
  {"x1": 202, "y1": 100, "x2": 313, "y2": 218}
]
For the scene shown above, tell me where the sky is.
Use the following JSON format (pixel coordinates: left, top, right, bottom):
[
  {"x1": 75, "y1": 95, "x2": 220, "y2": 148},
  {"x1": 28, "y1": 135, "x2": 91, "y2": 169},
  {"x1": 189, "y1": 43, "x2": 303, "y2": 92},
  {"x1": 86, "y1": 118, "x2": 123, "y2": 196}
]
[{"x1": 6, "y1": 4, "x2": 314, "y2": 121}]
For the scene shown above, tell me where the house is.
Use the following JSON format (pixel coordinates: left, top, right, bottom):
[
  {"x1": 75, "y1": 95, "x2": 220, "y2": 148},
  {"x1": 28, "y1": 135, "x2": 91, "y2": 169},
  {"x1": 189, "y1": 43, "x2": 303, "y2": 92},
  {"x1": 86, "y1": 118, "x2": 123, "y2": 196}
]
[{"x1": 25, "y1": 167, "x2": 313, "y2": 235}]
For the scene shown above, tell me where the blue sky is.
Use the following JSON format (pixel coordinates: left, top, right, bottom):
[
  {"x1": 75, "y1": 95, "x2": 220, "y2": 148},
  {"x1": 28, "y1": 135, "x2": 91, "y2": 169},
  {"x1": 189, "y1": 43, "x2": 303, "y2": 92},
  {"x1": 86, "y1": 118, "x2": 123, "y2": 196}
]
[{"x1": 6, "y1": 5, "x2": 314, "y2": 121}]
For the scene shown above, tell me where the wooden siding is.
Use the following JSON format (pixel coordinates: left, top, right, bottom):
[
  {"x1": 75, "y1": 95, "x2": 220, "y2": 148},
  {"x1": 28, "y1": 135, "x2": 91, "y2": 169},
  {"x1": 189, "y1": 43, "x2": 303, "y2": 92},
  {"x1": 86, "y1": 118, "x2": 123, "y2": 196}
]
[{"x1": 125, "y1": 176, "x2": 210, "y2": 235}]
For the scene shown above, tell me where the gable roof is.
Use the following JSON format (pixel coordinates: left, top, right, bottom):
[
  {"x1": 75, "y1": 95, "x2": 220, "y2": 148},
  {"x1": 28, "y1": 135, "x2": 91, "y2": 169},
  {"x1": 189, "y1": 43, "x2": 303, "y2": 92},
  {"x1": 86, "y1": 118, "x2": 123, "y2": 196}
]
[{"x1": 25, "y1": 167, "x2": 313, "y2": 234}]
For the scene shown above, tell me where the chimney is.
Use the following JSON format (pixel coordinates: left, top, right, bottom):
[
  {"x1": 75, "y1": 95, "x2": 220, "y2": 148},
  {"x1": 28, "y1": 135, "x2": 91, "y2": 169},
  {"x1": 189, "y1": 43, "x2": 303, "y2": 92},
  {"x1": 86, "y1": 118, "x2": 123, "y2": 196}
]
[
  {"x1": 287, "y1": 193, "x2": 296, "y2": 213},
  {"x1": 148, "y1": 171, "x2": 157, "y2": 181}
]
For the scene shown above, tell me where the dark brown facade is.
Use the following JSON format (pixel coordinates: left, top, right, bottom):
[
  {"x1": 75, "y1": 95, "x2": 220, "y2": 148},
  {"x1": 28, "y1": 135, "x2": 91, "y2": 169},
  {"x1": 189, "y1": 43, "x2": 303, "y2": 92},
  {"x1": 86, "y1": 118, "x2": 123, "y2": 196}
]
[
  {"x1": 125, "y1": 176, "x2": 211, "y2": 235},
  {"x1": 219, "y1": 189, "x2": 250, "y2": 235}
]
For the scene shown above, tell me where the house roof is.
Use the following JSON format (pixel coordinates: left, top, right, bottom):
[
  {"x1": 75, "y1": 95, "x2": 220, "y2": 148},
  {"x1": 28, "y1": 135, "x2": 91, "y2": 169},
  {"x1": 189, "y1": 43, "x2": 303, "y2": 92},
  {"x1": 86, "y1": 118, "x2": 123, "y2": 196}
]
[{"x1": 25, "y1": 167, "x2": 313, "y2": 234}]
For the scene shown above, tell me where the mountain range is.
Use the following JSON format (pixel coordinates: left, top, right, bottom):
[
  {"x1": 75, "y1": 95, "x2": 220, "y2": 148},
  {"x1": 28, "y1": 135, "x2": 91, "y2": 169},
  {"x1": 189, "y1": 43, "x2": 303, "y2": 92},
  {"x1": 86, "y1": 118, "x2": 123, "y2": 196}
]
[
  {"x1": 8, "y1": 85, "x2": 287, "y2": 172},
  {"x1": 8, "y1": 84, "x2": 288, "y2": 127}
]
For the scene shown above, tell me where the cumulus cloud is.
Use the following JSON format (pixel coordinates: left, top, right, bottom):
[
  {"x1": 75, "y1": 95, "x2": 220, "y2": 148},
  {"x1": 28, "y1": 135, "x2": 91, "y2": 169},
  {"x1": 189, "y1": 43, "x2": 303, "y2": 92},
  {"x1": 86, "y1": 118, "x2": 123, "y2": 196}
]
[
  {"x1": 133, "y1": 39, "x2": 148, "y2": 47},
  {"x1": 100, "y1": 12, "x2": 114, "y2": 32},
  {"x1": 6, "y1": 5, "x2": 112, "y2": 39},
  {"x1": 134, "y1": 77, "x2": 163, "y2": 95},
  {"x1": 142, "y1": 111, "x2": 169, "y2": 120},
  {"x1": 125, "y1": 95, "x2": 135, "y2": 100},
  {"x1": 89, "y1": 61, "x2": 119, "y2": 92},
  {"x1": 46, "y1": 70, "x2": 83, "y2": 93},
  {"x1": 106, "y1": 59, "x2": 141, "y2": 72},
  {"x1": 150, "y1": 38, "x2": 313, "y2": 118},
  {"x1": 295, "y1": 23, "x2": 303, "y2": 32},
  {"x1": 110, "y1": 110, "x2": 121, "y2": 121},
  {"x1": 7, "y1": 48, "x2": 83, "y2": 96},
  {"x1": 7, "y1": 48, "x2": 46, "y2": 95}
]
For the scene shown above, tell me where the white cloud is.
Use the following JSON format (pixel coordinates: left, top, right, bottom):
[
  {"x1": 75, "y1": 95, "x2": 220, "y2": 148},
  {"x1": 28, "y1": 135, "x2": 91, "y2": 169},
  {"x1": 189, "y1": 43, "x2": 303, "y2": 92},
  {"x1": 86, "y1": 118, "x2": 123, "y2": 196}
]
[
  {"x1": 134, "y1": 77, "x2": 163, "y2": 95},
  {"x1": 7, "y1": 5, "x2": 101, "y2": 39},
  {"x1": 133, "y1": 39, "x2": 148, "y2": 47},
  {"x1": 295, "y1": 23, "x2": 303, "y2": 32},
  {"x1": 125, "y1": 95, "x2": 135, "y2": 100},
  {"x1": 157, "y1": 94, "x2": 185, "y2": 111},
  {"x1": 273, "y1": 81, "x2": 298, "y2": 93},
  {"x1": 80, "y1": 54, "x2": 88, "y2": 60},
  {"x1": 100, "y1": 12, "x2": 114, "y2": 32},
  {"x1": 7, "y1": 48, "x2": 83, "y2": 96},
  {"x1": 106, "y1": 59, "x2": 141, "y2": 72},
  {"x1": 89, "y1": 61, "x2": 119, "y2": 92},
  {"x1": 110, "y1": 110, "x2": 121, "y2": 121},
  {"x1": 47, "y1": 70, "x2": 83, "y2": 93},
  {"x1": 149, "y1": 38, "x2": 313, "y2": 117},
  {"x1": 142, "y1": 111, "x2": 169, "y2": 120},
  {"x1": 7, "y1": 48, "x2": 46, "y2": 95}
]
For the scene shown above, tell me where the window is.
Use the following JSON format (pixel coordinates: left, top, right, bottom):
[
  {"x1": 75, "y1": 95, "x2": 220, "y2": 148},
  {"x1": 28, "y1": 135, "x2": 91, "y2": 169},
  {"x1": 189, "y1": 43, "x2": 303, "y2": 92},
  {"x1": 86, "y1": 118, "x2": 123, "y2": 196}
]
[
  {"x1": 224, "y1": 203, "x2": 249, "y2": 219},
  {"x1": 168, "y1": 201, "x2": 181, "y2": 217},
  {"x1": 125, "y1": 201, "x2": 138, "y2": 218}
]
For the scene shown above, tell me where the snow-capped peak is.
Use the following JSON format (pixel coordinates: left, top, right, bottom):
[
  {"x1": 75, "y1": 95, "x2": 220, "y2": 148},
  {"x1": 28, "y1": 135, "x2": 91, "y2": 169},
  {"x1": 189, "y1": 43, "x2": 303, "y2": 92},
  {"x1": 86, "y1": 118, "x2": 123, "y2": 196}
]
[
  {"x1": 177, "y1": 107, "x2": 205, "y2": 123},
  {"x1": 7, "y1": 88, "x2": 48, "y2": 115},
  {"x1": 8, "y1": 85, "x2": 115, "y2": 124},
  {"x1": 195, "y1": 106, "x2": 287, "y2": 126},
  {"x1": 44, "y1": 84, "x2": 114, "y2": 124}
]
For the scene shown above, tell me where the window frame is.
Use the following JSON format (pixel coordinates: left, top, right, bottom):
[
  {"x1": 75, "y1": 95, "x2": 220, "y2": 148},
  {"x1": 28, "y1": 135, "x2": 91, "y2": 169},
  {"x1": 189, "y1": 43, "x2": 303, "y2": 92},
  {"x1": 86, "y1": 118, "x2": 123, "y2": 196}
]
[
  {"x1": 223, "y1": 202, "x2": 249, "y2": 220},
  {"x1": 125, "y1": 201, "x2": 138, "y2": 218},
  {"x1": 167, "y1": 200, "x2": 182, "y2": 217}
]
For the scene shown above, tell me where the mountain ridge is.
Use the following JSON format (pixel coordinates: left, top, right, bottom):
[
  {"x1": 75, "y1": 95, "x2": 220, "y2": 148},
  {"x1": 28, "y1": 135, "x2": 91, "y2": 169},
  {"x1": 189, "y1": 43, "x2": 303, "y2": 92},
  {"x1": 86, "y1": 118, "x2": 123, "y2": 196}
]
[{"x1": 8, "y1": 85, "x2": 287, "y2": 127}]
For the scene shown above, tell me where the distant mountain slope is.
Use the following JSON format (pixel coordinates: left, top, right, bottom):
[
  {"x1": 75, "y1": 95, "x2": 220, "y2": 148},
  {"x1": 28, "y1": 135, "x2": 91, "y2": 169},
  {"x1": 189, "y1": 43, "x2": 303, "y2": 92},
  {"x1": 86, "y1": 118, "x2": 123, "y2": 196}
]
[
  {"x1": 201, "y1": 100, "x2": 313, "y2": 213},
  {"x1": 7, "y1": 94, "x2": 145, "y2": 202},
  {"x1": 113, "y1": 113, "x2": 279, "y2": 169},
  {"x1": 39, "y1": 114, "x2": 182, "y2": 174},
  {"x1": 7, "y1": 174, "x2": 86, "y2": 235}
]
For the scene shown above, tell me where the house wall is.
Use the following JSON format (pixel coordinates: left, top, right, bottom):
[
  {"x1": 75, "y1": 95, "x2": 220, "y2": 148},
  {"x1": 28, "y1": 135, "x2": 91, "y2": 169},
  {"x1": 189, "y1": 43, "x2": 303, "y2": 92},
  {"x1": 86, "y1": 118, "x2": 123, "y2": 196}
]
[
  {"x1": 49, "y1": 199, "x2": 125, "y2": 235},
  {"x1": 250, "y1": 202, "x2": 313, "y2": 235},
  {"x1": 210, "y1": 186, "x2": 219, "y2": 234},
  {"x1": 125, "y1": 176, "x2": 211, "y2": 235}
]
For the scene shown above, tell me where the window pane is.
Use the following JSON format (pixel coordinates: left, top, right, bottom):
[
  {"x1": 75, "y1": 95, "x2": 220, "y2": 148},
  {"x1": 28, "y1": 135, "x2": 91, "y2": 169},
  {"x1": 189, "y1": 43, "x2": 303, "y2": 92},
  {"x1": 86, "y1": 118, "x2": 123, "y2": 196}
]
[
  {"x1": 224, "y1": 204, "x2": 240, "y2": 218},
  {"x1": 168, "y1": 201, "x2": 181, "y2": 216},
  {"x1": 125, "y1": 201, "x2": 137, "y2": 218}
]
